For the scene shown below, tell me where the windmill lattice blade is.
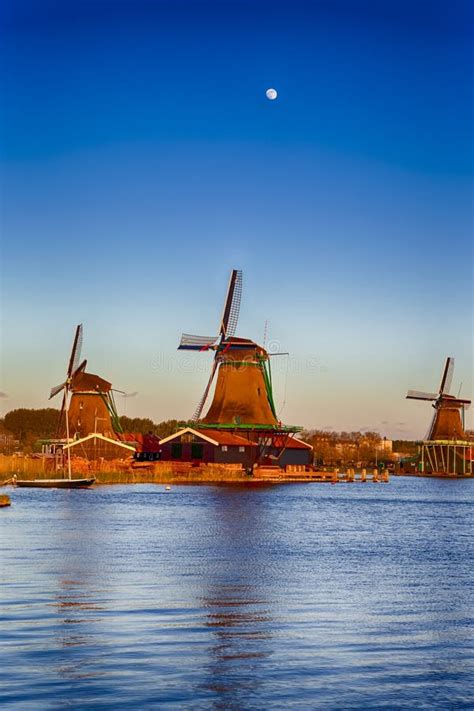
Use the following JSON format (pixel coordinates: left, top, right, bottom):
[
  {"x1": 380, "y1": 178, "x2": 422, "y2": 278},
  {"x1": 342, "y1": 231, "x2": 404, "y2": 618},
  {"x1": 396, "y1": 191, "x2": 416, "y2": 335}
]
[
  {"x1": 192, "y1": 359, "x2": 218, "y2": 422},
  {"x1": 67, "y1": 324, "x2": 83, "y2": 377},
  {"x1": 178, "y1": 334, "x2": 219, "y2": 349},
  {"x1": 50, "y1": 382, "x2": 66, "y2": 399},
  {"x1": 439, "y1": 356, "x2": 454, "y2": 395},
  {"x1": 406, "y1": 390, "x2": 438, "y2": 401},
  {"x1": 220, "y1": 269, "x2": 242, "y2": 338}
]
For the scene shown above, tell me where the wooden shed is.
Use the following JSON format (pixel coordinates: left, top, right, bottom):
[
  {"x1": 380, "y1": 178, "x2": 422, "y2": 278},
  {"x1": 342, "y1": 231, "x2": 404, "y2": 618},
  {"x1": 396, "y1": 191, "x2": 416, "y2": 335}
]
[
  {"x1": 267, "y1": 436, "x2": 313, "y2": 467},
  {"x1": 159, "y1": 427, "x2": 257, "y2": 468},
  {"x1": 160, "y1": 427, "x2": 313, "y2": 469}
]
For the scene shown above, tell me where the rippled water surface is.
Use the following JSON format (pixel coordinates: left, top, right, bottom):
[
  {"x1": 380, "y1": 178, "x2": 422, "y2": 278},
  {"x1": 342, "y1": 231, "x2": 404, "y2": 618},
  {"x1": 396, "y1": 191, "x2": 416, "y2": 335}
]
[{"x1": 1, "y1": 479, "x2": 473, "y2": 709}]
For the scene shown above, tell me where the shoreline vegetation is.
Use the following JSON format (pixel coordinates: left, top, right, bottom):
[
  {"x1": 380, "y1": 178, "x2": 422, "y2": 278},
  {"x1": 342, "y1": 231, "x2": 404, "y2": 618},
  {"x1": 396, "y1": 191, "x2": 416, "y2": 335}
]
[
  {"x1": 1, "y1": 456, "x2": 471, "y2": 487},
  {"x1": 0, "y1": 453, "x2": 392, "y2": 485}
]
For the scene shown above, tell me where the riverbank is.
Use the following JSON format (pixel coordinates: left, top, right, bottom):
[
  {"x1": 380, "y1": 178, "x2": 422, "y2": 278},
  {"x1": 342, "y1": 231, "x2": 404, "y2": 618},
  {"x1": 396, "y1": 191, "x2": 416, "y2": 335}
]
[{"x1": 0, "y1": 458, "x2": 249, "y2": 485}]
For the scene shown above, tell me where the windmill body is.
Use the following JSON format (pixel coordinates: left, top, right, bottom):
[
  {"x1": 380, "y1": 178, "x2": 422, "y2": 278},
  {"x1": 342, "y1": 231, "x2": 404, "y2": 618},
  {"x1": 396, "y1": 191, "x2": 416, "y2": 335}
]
[
  {"x1": 66, "y1": 371, "x2": 118, "y2": 440},
  {"x1": 406, "y1": 357, "x2": 471, "y2": 441},
  {"x1": 406, "y1": 357, "x2": 473, "y2": 475},
  {"x1": 49, "y1": 326, "x2": 122, "y2": 441},
  {"x1": 175, "y1": 270, "x2": 310, "y2": 469},
  {"x1": 178, "y1": 270, "x2": 279, "y2": 428},
  {"x1": 17, "y1": 325, "x2": 101, "y2": 487},
  {"x1": 426, "y1": 396, "x2": 469, "y2": 441},
  {"x1": 201, "y1": 337, "x2": 278, "y2": 427},
  {"x1": 44, "y1": 326, "x2": 157, "y2": 466}
]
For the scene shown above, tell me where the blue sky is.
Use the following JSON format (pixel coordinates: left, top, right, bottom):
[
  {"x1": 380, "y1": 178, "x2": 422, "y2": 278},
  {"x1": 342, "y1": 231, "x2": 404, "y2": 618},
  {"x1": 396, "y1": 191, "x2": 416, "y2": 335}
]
[{"x1": 1, "y1": 0, "x2": 472, "y2": 438}]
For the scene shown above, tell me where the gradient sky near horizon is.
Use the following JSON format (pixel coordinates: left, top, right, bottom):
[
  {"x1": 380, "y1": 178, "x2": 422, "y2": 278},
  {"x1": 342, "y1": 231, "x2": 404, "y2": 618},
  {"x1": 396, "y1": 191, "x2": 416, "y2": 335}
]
[{"x1": 1, "y1": 0, "x2": 473, "y2": 439}]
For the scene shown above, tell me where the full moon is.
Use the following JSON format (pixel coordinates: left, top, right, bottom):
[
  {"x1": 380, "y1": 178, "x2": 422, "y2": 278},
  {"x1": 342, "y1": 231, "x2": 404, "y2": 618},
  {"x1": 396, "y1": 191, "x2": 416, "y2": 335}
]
[{"x1": 266, "y1": 88, "x2": 278, "y2": 100}]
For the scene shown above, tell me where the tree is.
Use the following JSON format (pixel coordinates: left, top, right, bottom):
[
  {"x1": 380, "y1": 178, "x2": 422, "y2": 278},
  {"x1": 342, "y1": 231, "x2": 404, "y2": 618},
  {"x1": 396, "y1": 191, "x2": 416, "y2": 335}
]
[
  {"x1": 119, "y1": 416, "x2": 155, "y2": 434},
  {"x1": 3, "y1": 408, "x2": 60, "y2": 449},
  {"x1": 118, "y1": 417, "x2": 179, "y2": 439},
  {"x1": 154, "y1": 420, "x2": 179, "y2": 438}
]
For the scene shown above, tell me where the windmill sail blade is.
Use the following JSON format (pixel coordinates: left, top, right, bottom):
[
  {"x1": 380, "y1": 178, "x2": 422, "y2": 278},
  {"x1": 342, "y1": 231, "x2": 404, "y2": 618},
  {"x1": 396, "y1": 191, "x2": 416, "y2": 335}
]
[
  {"x1": 406, "y1": 390, "x2": 438, "y2": 401},
  {"x1": 71, "y1": 359, "x2": 87, "y2": 379},
  {"x1": 220, "y1": 269, "x2": 242, "y2": 338},
  {"x1": 56, "y1": 391, "x2": 67, "y2": 437},
  {"x1": 178, "y1": 334, "x2": 219, "y2": 350},
  {"x1": 192, "y1": 359, "x2": 218, "y2": 422},
  {"x1": 425, "y1": 409, "x2": 437, "y2": 441},
  {"x1": 439, "y1": 356, "x2": 454, "y2": 395},
  {"x1": 50, "y1": 382, "x2": 66, "y2": 399},
  {"x1": 67, "y1": 324, "x2": 83, "y2": 377}
]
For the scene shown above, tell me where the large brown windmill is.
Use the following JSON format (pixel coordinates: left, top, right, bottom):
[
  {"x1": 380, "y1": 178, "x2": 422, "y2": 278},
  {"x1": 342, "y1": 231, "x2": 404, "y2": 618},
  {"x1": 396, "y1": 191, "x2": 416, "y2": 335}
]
[
  {"x1": 49, "y1": 325, "x2": 122, "y2": 440},
  {"x1": 406, "y1": 357, "x2": 471, "y2": 441},
  {"x1": 178, "y1": 270, "x2": 280, "y2": 427}
]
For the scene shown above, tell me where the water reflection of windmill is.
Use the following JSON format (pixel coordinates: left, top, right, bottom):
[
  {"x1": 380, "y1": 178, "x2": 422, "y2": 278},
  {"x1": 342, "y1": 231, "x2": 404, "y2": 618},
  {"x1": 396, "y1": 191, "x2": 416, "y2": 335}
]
[
  {"x1": 199, "y1": 488, "x2": 275, "y2": 708},
  {"x1": 406, "y1": 357, "x2": 473, "y2": 475}
]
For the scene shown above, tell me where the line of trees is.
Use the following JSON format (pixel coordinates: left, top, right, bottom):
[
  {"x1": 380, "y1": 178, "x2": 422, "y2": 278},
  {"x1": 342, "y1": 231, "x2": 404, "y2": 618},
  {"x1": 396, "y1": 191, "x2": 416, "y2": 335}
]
[
  {"x1": 0, "y1": 409, "x2": 181, "y2": 452},
  {"x1": 1, "y1": 409, "x2": 59, "y2": 451},
  {"x1": 1, "y1": 408, "x2": 423, "y2": 460},
  {"x1": 118, "y1": 417, "x2": 179, "y2": 439},
  {"x1": 300, "y1": 429, "x2": 393, "y2": 466}
]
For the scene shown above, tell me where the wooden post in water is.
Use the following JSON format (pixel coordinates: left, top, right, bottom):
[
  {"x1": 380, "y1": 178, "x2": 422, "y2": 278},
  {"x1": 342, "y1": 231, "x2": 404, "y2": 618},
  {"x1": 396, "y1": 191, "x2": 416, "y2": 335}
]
[{"x1": 372, "y1": 468, "x2": 378, "y2": 482}]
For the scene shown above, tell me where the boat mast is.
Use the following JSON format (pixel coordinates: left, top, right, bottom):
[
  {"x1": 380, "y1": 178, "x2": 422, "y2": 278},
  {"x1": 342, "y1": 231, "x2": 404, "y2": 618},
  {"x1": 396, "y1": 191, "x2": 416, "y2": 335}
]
[{"x1": 65, "y1": 390, "x2": 72, "y2": 480}]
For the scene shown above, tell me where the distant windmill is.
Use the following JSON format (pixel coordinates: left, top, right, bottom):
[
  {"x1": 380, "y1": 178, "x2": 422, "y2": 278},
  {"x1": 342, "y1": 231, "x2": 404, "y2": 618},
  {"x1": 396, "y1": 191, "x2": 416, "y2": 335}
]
[
  {"x1": 178, "y1": 269, "x2": 280, "y2": 425},
  {"x1": 49, "y1": 325, "x2": 123, "y2": 440},
  {"x1": 406, "y1": 357, "x2": 471, "y2": 440}
]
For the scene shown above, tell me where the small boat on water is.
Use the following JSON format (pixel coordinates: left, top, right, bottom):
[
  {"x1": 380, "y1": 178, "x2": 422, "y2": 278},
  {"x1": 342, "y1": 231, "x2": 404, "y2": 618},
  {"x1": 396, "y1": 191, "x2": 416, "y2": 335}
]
[{"x1": 15, "y1": 477, "x2": 95, "y2": 489}]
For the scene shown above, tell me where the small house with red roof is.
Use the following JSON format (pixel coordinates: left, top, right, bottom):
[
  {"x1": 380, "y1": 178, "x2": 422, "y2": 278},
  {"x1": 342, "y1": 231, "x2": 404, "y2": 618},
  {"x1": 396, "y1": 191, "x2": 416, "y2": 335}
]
[
  {"x1": 159, "y1": 427, "x2": 257, "y2": 467},
  {"x1": 159, "y1": 427, "x2": 312, "y2": 469}
]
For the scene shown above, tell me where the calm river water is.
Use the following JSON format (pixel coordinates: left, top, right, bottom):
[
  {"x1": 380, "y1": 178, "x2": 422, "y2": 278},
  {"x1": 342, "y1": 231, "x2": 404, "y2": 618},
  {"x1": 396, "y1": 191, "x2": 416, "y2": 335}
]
[{"x1": 1, "y1": 479, "x2": 473, "y2": 709}]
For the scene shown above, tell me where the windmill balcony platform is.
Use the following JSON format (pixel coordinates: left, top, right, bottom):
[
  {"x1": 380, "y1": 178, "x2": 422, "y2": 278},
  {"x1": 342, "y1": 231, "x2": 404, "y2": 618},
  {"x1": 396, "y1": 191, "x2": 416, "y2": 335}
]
[{"x1": 393, "y1": 439, "x2": 474, "y2": 477}]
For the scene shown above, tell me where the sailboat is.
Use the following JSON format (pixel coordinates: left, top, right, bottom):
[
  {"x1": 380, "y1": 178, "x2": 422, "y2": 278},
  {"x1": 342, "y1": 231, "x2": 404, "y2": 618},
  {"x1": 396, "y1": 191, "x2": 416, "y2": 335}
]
[{"x1": 15, "y1": 325, "x2": 95, "y2": 489}]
